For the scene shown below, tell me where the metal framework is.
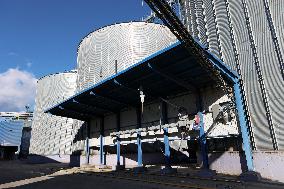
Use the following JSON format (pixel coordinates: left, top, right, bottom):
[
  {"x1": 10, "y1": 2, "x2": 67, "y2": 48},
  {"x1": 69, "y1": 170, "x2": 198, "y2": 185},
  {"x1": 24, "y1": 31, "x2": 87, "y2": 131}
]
[{"x1": 144, "y1": 0, "x2": 255, "y2": 172}]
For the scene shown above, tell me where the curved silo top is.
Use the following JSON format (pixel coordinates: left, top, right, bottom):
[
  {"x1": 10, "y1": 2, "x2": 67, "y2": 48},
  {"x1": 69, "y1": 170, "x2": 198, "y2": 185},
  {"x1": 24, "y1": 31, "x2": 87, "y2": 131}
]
[
  {"x1": 35, "y1": 71, "x2": 78, "y2": 113},
  {"x1": 77, "y1": 21, "x2": 177, "y2": 90}
]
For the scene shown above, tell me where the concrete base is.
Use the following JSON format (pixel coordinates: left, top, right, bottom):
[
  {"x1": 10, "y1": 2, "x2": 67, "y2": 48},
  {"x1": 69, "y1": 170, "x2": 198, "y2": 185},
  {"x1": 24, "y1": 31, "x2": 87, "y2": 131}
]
[
  {"x1": 161, "y1": 166, "x2": 177, "y2": 175},
  {"x1": 239, "y1": 171, "x2": 262, "y2": 182},
  {"x1": 133, "y1": 166, "x2": 147, "y2": 174},
  {"x1": 112, "y1": 165, "x2": 125, "y2": 171},
  {"x1": 196, "y1": 169, "x2": 217, "y2": 178}
]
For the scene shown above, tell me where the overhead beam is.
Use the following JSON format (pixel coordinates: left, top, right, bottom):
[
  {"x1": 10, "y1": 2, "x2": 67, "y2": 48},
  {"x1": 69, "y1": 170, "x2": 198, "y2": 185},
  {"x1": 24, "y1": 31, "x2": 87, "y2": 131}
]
[
  {"x1": 113, "y1": 79, "x2": 139, "y2": 94},
  {"x1": 114, "y1": 79, "x2": 174, "y2": 103},
  {"x1": 72, "y1": 99, "x2": 112, "y2": 113},
  {"x1": 55, "y1": 106, "x2": 93, "y2": 120},
  {"x1": 147, "y1": 63, "x2": 197, "y2": 93},
  {"x1": 89, "y1": 91, "x2": 136, "y2": 107},
  {"x1": 59, "y1": 105, "x2": 102, "y2": 118}
]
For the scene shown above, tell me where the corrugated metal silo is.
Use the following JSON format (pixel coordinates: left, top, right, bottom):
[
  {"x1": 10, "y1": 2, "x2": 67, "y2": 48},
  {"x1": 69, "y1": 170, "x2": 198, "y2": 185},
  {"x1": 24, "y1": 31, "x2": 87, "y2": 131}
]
[
  {"x1": 76, "y1": 22, "x2": 177, "y2": 91},
  {"x1": 180, "y1": 0, "x2": 284, "y2": 150},
  {"x1": 29, "y1": 71, "x2": 78, "y2": 155}
]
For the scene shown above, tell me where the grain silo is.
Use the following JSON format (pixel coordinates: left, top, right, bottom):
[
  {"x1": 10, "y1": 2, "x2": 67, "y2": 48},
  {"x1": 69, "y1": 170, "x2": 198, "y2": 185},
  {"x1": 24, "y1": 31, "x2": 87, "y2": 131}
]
[
  {"x1": 76, "y1": 22, "x2": 177, "y2": 90},
  {"x1": 29, "y1": 70, "x2": 78, "y2": 162},
  {"x1": 180, "y1": 0, "x2": 284, "y2": 151}
]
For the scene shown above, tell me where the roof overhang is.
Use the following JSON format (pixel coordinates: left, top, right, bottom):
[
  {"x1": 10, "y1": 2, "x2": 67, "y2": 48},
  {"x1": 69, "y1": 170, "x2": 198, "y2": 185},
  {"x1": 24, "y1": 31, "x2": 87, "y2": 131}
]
[{"x1": 45, "y1": 40, "x2": 239, "y2": 121}]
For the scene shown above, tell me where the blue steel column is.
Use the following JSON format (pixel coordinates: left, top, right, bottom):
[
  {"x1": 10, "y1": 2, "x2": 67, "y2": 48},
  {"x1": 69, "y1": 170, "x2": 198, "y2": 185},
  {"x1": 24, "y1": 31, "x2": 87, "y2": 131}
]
[
  {"x1": 116, "y1": 113, "x2": 121, "y2": 166},
  {"x1": 198, "y1": 112, "x2": 209, "y2": 169},
  {"x1": 100, "y1": 117, "x2": 105, "y2": 165},
  {"x1": 86, "y1": 137, "x2": 90, "y2": 164},
  {"x1": 161, "y1": 101, "x2": 171, "y2": 167},
  {"x1": 137, "y1": 131, "x2": 142, "y2": 166},
  {"x1": 86, "y1": 121, "x2": 90, "y2": 164},
  {"x1": 233, "y1": 80, "x2": 254, "y2": 171},
  {"x1": 136, "y1": 108, "x2": 143, "y2": 167},
  {"x1": 164, "y1": 128, "x2": 170, "y2": 166}
]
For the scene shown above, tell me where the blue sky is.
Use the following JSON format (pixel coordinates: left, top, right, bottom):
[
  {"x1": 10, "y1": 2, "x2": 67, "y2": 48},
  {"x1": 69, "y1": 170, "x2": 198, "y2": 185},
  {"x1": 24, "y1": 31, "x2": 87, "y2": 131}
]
[
  {"x1": 0, "y1": 0, "x2": 151, "y2": 112},
  {"x1": 0, "y1": 0, "x2": 150, "y2": 78}
]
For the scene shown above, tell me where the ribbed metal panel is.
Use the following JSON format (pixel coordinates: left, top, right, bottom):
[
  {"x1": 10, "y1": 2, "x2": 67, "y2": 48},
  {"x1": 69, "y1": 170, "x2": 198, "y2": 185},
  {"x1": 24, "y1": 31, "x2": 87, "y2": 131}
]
[
  {"x1": 29, "y1": 71, "x2": 78, "y2": 155},
  {"x1": 181, "y1": 0, "x2": 284, "y2": 150},
  {"x1": 226, "y1": 0, "x2": 274, "y2": 150},
  {"x1": 189, "y1": 0, "x2": 199, "y2": 38},
  {"x1": 245, "y1": 0, "x2": 279, "y2": 150},
  {"x1": 195, "y1": 0, "x2": 208, "y2": 46},
  {"x1": 180, "y1": 0, "x2": 193, "y2": 34},
  {"x1": 267, "y1": 0, "x2": 284, "y2": 150},
  {"x1": 214, "y1": 0, "x2": 235, "y2": 69},
  {"x1": 203, "y1": 0, "x2": 221, "y2": 57},
  {"x1": 0, "y1": 120, "x2": 24, "y2": 151},
  {"x1": 77, "y1": 22, "x2": 177, "y2": 91}
]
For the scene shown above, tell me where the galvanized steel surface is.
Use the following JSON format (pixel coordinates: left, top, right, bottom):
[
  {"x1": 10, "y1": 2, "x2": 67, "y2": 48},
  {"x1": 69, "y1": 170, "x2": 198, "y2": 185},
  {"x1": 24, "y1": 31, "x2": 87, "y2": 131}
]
[
  {"x1": 29, "y1": 71, "x2": 78, "y2": 155},
  {"x1": 181, "y1": 0, "x2": 284, "y2": 150},
  {"x1": 76, "y1": 22, "x2": 177, "y2": 91},
  {"x1": 0, "y1": 120, "x2": 24, "y2": 149}
]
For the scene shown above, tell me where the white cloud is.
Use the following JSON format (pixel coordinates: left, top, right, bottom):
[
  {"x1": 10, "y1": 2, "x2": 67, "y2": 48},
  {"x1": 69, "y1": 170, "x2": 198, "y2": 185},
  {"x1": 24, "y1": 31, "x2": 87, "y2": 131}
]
[{"x1": 0, "y1": 68, "x2": 37, "y2": 112}]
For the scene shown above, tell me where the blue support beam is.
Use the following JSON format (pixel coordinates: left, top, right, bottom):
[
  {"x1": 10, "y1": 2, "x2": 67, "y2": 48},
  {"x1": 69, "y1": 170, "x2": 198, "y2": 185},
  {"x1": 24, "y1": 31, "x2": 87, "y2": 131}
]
[
  {"x1": 136, "y1": 107, "x2": 143, "y2": 167},
  {"x1": 161, "y1": 100, "x2": 171, "y2": 167},
  {"x1": 198, "y1": 112, "x2": 209, "y2": 169},
  {"x1": 116, "y1": 113, "x2": 121, "y2": 166},
  {"x1": 100, "y1": 117, "x2": 105, "y2": 165},
  {"x1": 137, "y1": 131, "x2": 143, "y2": 166},
  {"x1": 233, "y1": 81, "x2": 254, "y2": 171},
  {"x1": 86, "y1": 137, "x2": 90, "y2": 164},
  {"x1": 86, "y1": 121, "x2": 90, "y2": 165},
  {"x1": 164, "y1": 127, "x2": 170, "y2": 166}
]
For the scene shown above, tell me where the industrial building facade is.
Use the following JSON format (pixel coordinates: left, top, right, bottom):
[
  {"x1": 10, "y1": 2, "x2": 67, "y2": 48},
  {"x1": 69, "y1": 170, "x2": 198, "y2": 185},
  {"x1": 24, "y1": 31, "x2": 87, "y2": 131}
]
[{"x1": 29, "y1": 1, "x2": 284, "y2": 182}]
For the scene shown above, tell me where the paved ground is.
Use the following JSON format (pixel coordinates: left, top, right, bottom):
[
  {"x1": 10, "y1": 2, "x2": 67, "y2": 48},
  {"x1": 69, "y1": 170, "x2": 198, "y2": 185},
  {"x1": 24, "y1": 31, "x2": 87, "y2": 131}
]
[
  {"x1": 1, "y1": 161, "x2": 284, "y2": 189},
  {"x1": 0, "y1": 160, "x2": 68, "y2": 185},
  {"x1": 13, "y1": 174, "x2": 184, "y2": 189}
]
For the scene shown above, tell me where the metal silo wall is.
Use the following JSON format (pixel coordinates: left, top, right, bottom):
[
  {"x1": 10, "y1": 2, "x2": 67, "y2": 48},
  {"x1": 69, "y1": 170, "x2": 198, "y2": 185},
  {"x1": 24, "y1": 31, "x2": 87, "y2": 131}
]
[
  {"x1": 181, "y1": 0, "x2": 284, "y2": 150},
  {"x1": 77, "y1": 22, "x2": 177, "y2": 91},
  {"x1": 0, "y1": 120, "x2": 24, "y2": 150},
  {"x1": 29, "y1": 71, "x2": 78, "y2": 155},
  {"x1": 268, "y1": 0, "x2": 284, "y2": 150}
]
